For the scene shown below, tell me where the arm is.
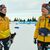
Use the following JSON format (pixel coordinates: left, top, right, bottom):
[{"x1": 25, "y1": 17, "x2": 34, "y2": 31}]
[{"x1": 33, "y1": 17, "x2": 40, "y2": 44}]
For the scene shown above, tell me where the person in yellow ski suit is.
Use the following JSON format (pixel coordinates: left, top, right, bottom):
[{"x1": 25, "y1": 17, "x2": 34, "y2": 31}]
[
  {"x1": 34, "y1": 2, "x2": 50, "y2": 50},
  {"x1": 0, "y1": 4, "x2": 16, "y2": 50}
]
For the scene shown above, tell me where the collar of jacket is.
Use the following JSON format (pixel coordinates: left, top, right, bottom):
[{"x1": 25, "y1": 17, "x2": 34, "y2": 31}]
[
  {"x1": 0, "y1": 12, "x2": 6, "y2": 18},
  {"x1": 47, "y1": 14, "x2": 50, "y2": 18}
]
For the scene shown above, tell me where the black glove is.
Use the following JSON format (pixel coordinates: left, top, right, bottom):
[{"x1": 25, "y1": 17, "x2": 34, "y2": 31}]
[
  {"x1": 11, "y1": 39, "x2": 13, "y2": 43},
  {"x1": 34, "y1": 38, "x2": 36, "y2": 44},
  {"x1": 10, "y1": 32, "x2": 16, "y2": 43},
  {"x1": 11, "y1": 32, "x2": 16, "y2": 39}
]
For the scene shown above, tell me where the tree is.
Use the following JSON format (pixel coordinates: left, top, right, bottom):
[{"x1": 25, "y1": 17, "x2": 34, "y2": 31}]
[
  {"x1": 27, "y1": 19, "x2": 30, "y2": 21},
  {"x1": 14, "y1": 18, "x2": 19, "y2": 21},
  {"x1": 23, "y1": 19, "x2": 25, "y2": 22},
  {"x1": 27, "y1": 18, "x2": 32, "y2": 22},
  {"x1": 29, "y1": 19, "x2": 32, "y2": 21},
  {"x1": 32, "y1": 17, "x2": 37, "y2": 22},
  {"x1": 14, "y1": 18, "x2": 17, "y2": 21},
  {"x1": 19, "y1": 19, "x2": 23, "y2": 22}
]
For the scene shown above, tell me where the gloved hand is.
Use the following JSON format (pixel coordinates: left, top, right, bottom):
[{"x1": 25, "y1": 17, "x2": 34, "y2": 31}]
[
  {"x1": 34, "y1": 38, "x2": 36, "y2": 44},
  {"x1": 10, "y1": 32, "x2": 16, "y2": 43},
  {"x1": 10, "y1": 39, "x2": 13, "y2": 43},
  {"x1": 11, "y1": 32, "x2": 16, "y2": 39}
]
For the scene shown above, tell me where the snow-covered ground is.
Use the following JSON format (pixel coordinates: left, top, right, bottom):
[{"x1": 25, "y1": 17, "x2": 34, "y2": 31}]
[{"x1": 9, "y1": 22, "x2": 37, "y2": 50}]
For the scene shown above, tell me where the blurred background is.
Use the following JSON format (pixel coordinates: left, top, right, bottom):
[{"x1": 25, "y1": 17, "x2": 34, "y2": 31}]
[
  {"x1": 0, "y1": 0, "x2": 49, "y2": 21},
  {"x1": 0, "y1": 0, "x2": 50, "y2": 50}
]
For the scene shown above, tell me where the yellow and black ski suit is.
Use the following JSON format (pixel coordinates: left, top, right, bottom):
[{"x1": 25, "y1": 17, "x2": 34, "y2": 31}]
[
  {"x1": 0, "y1": 16, "x2": 11, "y2": 39},
  {"x1": 0, "y1": 16, "x2": 11, "y2": 50},
  {"x1": 34, "y1": 15, "x2": 50, "y2": 50}
]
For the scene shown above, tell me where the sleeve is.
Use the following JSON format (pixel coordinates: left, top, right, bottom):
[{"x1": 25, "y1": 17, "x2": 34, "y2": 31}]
[
  {"x1": 5, "y1": 17, "x2": 11, "y2": 34},
  {"x1": 6, "y1": 17, "x2": 10, "y2": 22},
  {"x1": 33, "y1": 17, "x2": 41, "y2": 39}
]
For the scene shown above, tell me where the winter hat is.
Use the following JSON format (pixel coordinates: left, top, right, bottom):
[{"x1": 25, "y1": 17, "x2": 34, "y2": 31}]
[
  {"x1": 42, "y1": 2, "x2": 50, "y2": 14},
  {"x1": 42, "y1": 3, "x2": 48, "y2": 8},
  {"x1": 46, "y1": 2, "x2": 50, "y2": 14},
  {"x1": 0, "y1": 4, "x2": 6, "y2": 12}
]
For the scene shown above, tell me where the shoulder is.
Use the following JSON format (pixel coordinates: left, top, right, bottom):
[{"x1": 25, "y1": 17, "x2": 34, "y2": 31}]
[
  {"x1": 5, "y1": 16, "x2": 10, "y2": 20},
  {"x1": 5, "y1": 16, "x2": 9, "y2": 19},
  {"x1": 39, "y1": 16, "x2": 45, "y2": 21},
  {"x1": 38, "y1": 16, "x2": 41, "y2": 21},
  {"x1": 5, "y1": 16, "x2": 10, "y2": 22},
  {"x1": 37, "y1": 16, "x2": 46, "y2": 23}
]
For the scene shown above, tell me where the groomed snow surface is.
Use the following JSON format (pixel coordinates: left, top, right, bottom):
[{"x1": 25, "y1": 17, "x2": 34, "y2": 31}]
[{"x1": 9, "y1": 22, "x2": 37, "y2": 50}]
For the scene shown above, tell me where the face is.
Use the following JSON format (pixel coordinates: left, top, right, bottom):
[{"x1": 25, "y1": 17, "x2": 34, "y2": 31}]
[
  {"x1": 1, "y1": 7, "x2": 7, "y2": 14},
  {"x1": 41, "y1": 7, "x2": 48, "y2": 15}
]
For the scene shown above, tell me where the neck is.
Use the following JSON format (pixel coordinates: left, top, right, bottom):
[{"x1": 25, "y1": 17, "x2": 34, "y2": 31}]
[{"x1": 42, "y1": 14, "x2": 47, "y2": 17}]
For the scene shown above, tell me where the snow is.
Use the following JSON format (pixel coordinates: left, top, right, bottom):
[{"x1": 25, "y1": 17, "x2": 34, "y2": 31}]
[{"x1": 9, "y1": 22, "x2": 37, "y2": 50}]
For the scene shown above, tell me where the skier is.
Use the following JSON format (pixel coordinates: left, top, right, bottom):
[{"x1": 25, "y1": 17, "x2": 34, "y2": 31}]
[
  {"x1": 34, "y1": 2, "x2": 50, "y2": 50},
  {"x1": 0, "y1": 4, "x2": 16, "y2": 50}
]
